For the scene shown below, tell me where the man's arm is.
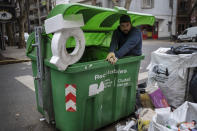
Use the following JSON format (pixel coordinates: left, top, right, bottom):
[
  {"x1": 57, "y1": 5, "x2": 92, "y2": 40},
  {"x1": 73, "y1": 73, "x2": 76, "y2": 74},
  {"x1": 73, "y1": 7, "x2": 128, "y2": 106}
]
[
  {"x1": 106, "y1": 30, "x2": 119, "y2": 64},
  {"x1": 115, "y1": 30, "x2": 141, "y2": 58},
  {"x1": 109, "y1": 30, "x2": 118, "y2": 52}
]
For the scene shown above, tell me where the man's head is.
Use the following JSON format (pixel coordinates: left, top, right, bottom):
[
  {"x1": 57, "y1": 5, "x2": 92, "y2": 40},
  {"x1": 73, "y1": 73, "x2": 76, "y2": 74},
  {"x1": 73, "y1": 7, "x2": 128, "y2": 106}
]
[{"x1": 119, "y1": 15, "x2": 132, "y2": 34}]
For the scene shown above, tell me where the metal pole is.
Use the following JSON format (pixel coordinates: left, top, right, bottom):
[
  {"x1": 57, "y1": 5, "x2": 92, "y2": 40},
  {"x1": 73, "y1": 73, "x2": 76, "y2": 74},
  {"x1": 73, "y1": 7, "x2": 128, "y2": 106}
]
[
  {"x1": 32, "y1": 26, "x2": 55, "y2": 123},
  {"x1": 32, "y1": 26, "x2": 44, "y2": 108}
]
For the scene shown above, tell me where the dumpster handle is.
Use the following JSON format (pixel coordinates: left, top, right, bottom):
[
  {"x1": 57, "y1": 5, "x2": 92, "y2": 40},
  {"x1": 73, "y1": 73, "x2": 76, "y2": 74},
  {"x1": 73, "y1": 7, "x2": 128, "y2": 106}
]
[{"x1": 32, "y1": 26, "x2": 44, "y2": 109}]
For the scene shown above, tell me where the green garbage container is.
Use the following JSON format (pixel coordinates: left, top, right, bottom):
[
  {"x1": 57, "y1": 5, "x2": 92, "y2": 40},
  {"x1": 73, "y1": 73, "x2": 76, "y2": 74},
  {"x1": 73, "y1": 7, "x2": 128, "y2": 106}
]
[{"x1": 27, "y1": 3, "x2": 155, "y2": 131}]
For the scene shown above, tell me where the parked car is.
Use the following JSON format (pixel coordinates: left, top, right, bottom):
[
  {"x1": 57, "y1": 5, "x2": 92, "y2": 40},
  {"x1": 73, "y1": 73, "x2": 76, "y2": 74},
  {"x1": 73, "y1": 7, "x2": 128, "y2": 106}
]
[{"x1": 177, "y1": 26, "x2": 197, "y2": 42}]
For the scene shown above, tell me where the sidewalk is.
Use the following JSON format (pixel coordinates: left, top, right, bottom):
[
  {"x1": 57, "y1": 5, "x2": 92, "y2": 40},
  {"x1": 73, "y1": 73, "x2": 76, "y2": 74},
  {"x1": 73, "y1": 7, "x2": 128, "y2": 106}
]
[
  {"x1": 143, "y1": 39, "x2": 175, "y2": 45},
  {"x1": 0, "y1": 46, "x2": 30, "y2": 64},
  {"x1": 143, "y1": 39, "x2": 197, "y2": 45}
]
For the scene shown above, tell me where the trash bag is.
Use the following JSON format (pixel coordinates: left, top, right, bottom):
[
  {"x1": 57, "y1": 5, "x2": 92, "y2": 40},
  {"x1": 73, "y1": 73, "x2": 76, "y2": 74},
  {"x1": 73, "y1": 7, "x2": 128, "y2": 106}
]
[
  {"x1": 170, "y1": 45, "x2": 197, "y2": 55},
  {"x1": 147, "y1": 48, "x2": 197, "y2": 107},
  {"x1": 147, "y1": 63, "x2": 185, "y2": 108},
  {"x1": 148, "y1": 101, "x2": 197, "y2": 131},
  {"x1": 189, "y1": 68, "x2": 197, "y2": 102}
]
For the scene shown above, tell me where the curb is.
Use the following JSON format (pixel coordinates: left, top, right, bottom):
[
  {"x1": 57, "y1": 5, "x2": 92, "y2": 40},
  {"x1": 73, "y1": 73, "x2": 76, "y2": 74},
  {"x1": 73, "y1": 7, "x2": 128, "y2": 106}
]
[{"x1": 0, "y1": 59, "x2": 31, "y2": 65}]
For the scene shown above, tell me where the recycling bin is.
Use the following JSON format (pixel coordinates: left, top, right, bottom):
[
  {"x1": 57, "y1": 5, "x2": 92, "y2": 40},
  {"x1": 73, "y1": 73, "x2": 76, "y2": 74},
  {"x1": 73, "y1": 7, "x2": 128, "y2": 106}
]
[{"x1": 26, "y1": 3, "x2": 155, "y2": 131}]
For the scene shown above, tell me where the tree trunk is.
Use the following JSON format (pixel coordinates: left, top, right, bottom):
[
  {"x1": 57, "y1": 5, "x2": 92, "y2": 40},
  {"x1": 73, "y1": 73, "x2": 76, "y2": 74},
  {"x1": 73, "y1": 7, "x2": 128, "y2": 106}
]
[
  {"x1": 17, "y1": 0, "x2": 27, "y2": 48},
  {"x1": 6, "y1": 23, "x2": 14, "y2": 46},
  {"x1": 46, "y1": 0, "x2": 50, "y2": 14},
  {"x1": 92, "y1": 0, "x2": 96, "y2": 6},
  {"x1": 125, "y1": 0, "x2": 132, "y2": 10},
  {"x1": 189, "y1": 1, "x2": 197, "y2": 17},
  {"x1": 18, "y1": 18, "x2": 26, "y2": 48}
]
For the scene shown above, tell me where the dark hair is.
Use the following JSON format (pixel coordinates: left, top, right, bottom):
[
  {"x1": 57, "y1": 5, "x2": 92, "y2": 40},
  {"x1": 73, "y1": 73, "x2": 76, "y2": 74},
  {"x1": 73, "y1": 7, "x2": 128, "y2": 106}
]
[{"x1": 120, "y1": 15, "x2": 131, "y2": 23}]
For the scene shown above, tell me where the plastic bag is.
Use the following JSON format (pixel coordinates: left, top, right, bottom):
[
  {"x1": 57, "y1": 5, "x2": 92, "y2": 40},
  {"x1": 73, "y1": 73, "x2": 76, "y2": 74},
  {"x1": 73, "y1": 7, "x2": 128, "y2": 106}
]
[
  {"x1": 170, "y1": 45, "x2": 197, "y2": 55},
  {"x1": 138, "y1": 108, "x2": 155, "y2": 131},
  {"x1": 146, "y1": 83, "x2": 169, "y2": 108},
  {"x1": 148, "y1": 101, "x2": 197, "y2": 131},
  {"x1": 138, "y1": 119, "x2": 150, "y2": 131},
  {"x1": 147, "y1": 48, "x2": 197, "y2": 107},
  {"x1": 147, "y1": 86, "x2": 169, "y2": 108}
]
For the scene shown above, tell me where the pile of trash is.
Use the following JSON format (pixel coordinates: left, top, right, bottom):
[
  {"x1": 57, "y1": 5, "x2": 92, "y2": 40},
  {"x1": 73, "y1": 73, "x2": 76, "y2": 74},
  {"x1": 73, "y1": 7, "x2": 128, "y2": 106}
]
[
  {"x1": 116, "y1": 101, "x2": 197, "y2": 131},
  {"x1": 115, "y1": 82, "x2": 197, "y2": 131},
  {"x1": 116, "y1": 46, "x2": 197, "y2": 131},
  {"x1": 149, "y1": 101, "x2": 197, "y2": 131}
]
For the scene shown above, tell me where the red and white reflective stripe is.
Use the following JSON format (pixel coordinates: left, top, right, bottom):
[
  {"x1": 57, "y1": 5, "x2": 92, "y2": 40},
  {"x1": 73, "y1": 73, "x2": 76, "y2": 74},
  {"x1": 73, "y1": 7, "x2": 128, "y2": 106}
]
[{"x1": 65, "y1": 84, "x2": 76, "y2": 112}]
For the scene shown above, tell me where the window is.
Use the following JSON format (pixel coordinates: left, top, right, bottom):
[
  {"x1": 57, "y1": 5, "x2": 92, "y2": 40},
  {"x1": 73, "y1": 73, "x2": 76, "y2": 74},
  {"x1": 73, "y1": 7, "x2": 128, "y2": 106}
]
[
  {"x1": 179, "y1": 1, "x2": 187, "y2": 10},
  {"x1": 141, "y1": 0, "x2": 154, "y2": 9}
]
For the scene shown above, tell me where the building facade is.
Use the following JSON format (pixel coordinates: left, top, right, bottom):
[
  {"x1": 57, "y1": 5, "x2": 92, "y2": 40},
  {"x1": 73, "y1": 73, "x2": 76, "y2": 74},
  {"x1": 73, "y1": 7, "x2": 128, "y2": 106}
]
[
  {"x1": 28, "y1": 0, "x2": 53, "y2": 32},
  {"x1": 55, "y1": 0, "x2": 159, "y2": 39},
  {"x1": 63, "y1": 0, "x2": 178, "y2": 39},
  {"x1": 190, "y1": 0, "x2": 197, "y2": 27},
  {"x1": 129, "y1": 0, "x2": 177, "y2": 39},
  {"x1": 0, "y1": 0, "x2": 16, "y2": 48},
  {"x1": 176, "y1": 0, "x2": 191, "y2": 34},
  {"x1": 176, "y1": 0, "x2": 197, "y2": 34},
  {"x1": 56, "y1": 0, "x2": 125, "y2": 8}
]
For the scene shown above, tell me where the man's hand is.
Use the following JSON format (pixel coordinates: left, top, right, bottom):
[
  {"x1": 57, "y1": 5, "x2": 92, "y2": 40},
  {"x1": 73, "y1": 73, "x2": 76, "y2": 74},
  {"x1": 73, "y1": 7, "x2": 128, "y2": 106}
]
[
  {"x1": 109, "y1": 57, "x2": 118, "y2": 64},
  {"x1": 106, "y1": 52, "x2": 115, "y2": 60},
  {"x1": 106, "y1": 52, "x2": 118, "y2": 64}
]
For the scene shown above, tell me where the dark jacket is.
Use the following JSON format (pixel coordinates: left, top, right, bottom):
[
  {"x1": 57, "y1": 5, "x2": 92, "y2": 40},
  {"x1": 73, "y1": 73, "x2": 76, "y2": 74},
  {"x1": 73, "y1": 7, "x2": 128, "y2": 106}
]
[{"x1": 109, "y1": 26, "x2": 142, "y2": 58}]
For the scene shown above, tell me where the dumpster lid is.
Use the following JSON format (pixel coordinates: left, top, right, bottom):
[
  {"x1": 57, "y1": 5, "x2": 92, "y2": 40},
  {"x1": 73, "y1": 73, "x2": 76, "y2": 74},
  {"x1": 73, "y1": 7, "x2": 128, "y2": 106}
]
[
  {"x1": 26, "y1": 4, "x2": 155, "y2": 55},
  {"x1": 47, "y1": 3, "x2": 155, "y2": 32}
]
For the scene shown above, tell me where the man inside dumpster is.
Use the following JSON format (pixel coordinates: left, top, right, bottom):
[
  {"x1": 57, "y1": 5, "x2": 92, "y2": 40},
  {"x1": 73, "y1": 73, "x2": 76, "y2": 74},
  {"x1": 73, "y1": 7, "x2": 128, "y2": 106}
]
[{"x1": 106, "y1": 14, "x2": 142, "y2": 64}]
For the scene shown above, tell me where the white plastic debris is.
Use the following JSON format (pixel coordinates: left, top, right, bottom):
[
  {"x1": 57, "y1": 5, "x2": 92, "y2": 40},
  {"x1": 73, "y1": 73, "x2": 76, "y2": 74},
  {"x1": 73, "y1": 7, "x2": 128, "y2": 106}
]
[
  {"x1": 116, "y1": 120, "x2": 136, "y2": 131},
  {"x1": 123, "y1": 120, "x2": 136, "y2": 131},
  {"x1": 40, "y1": 118, "x2": 46, "y2": 121},
  {"x1": 139, "y1": 108, "x2": 156, "y2": 121},
  {"x1": 148, "y1": 101, "x2": 197, "y2": 131}
]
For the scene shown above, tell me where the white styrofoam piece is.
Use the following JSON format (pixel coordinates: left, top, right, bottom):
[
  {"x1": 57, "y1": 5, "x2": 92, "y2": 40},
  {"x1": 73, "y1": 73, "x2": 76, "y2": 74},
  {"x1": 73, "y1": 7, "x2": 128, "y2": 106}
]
[
  {"x1": 50, "y1": 28, "x2": 85, "y2": 71},
  {"x1": 44, "y1": 14, "x2": 84, "y2": 34}
]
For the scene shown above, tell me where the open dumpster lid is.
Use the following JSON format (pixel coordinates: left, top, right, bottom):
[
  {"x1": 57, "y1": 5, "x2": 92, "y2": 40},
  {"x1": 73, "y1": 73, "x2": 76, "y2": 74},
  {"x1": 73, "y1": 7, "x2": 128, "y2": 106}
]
[
  {"x1": 47, "y1": 3, "x2": 155, "y2": 32},
  {"x1": 26, "y1": 3, "x2": 156, "y2": 55}
]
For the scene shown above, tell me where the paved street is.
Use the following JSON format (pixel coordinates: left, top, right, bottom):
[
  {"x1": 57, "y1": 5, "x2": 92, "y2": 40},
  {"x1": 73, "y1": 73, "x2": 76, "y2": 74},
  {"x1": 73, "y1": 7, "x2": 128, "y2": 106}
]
[
  {"x1": 0, "y1": 62, "x2": 55, "y2": 131},
  {"x1": 0, "y1": 40, "x2": 196, "y2": 131}
]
